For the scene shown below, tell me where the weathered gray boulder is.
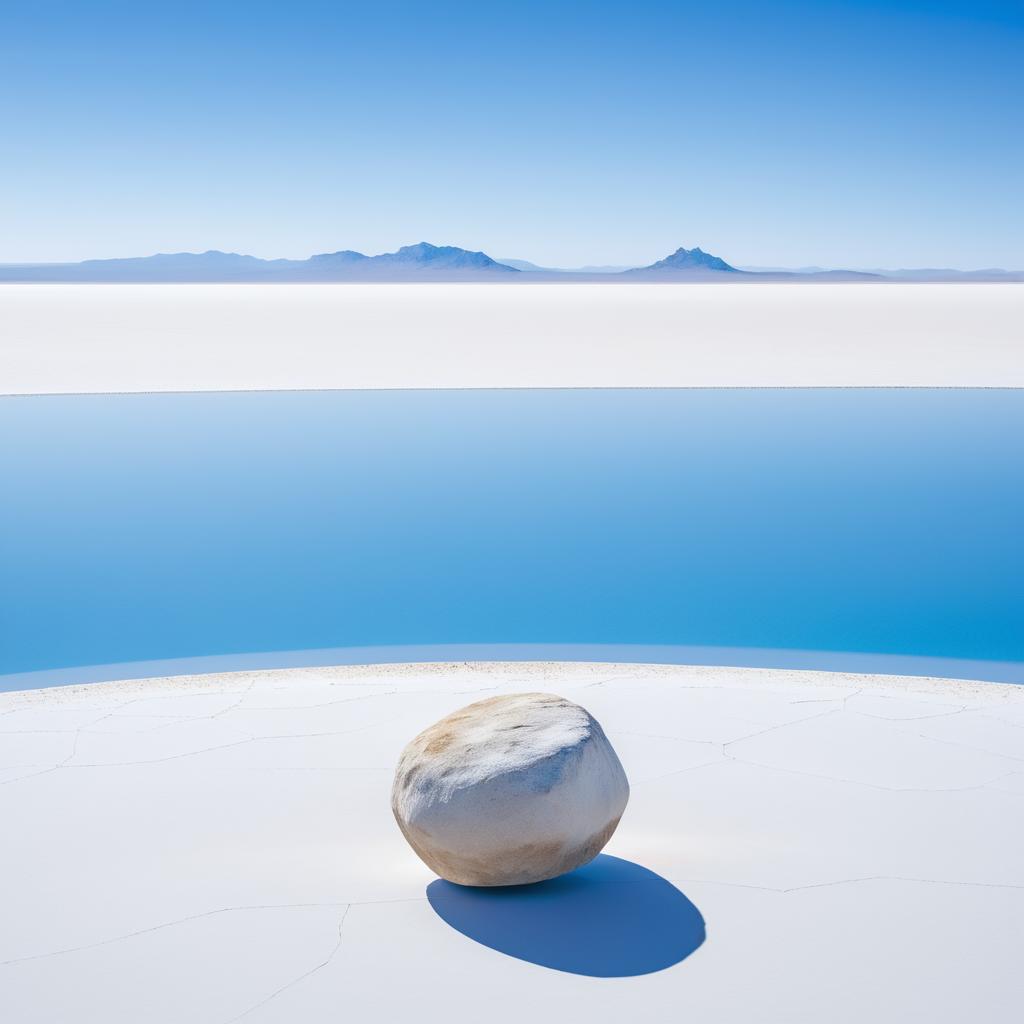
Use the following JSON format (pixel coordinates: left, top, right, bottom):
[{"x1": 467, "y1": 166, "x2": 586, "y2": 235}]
[{"x1": 392, "y1": 692, "x2": 629, "y2": 886}]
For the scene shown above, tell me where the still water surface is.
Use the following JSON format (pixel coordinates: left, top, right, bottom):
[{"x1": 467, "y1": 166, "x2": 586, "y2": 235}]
[{"x1": 2, "y1": 389, "x2": 1022, "y2": 688}]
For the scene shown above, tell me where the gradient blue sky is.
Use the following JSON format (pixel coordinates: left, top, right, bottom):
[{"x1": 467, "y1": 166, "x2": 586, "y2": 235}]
[{"x1": 2, "y1": 1, "x2": 1022, "y2": 268}]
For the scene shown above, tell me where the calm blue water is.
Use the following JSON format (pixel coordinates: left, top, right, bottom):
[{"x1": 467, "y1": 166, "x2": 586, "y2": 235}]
[{"x1": 2, "y1": 389, "x2": 1022, "y2": 689}]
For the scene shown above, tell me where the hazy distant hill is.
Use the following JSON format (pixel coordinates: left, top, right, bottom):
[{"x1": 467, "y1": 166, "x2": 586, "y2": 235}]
[
  {"x1": 499, "y1": 258, "x2": 639, "y2": 273},
  {"x1": 306, "y1": 250, "x2": 370, "y2": 269},
  {"x1": 861, "y1": 267, "x2": 1024, "y2": 282},
  {"x1": 0, "y1": 251, "x2": 306, "y2": 282},
  {"x1": 741, "y1": 263, "x2": 1024, "y2": 282}
]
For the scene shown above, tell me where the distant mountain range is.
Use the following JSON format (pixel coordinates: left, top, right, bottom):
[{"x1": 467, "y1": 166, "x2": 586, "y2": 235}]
[
  {"x1": 1, "y1": 243, "x2": 1020, "y2": 282},
  {"x1": 0, "y1": 243, "x2": 516, "y2": 282}
]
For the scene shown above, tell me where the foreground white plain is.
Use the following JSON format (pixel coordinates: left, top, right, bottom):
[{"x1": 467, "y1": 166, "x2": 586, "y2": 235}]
[
  {"x1": 2, "y1": 662, "x2": 1022, "y2": 1022},
  {"x1": 2, "y1": 283, "x2": 1023, "y2": 393}
]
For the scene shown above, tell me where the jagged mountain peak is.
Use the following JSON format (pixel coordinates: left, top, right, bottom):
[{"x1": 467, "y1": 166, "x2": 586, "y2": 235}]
[{"x1": 644, "y1": 246, "x2": 737, "y2": 273}]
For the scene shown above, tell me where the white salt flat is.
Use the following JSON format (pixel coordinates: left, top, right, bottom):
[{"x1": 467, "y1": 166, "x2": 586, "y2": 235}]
[{"x1": 1, "y1": 661, "x2": 1022, "y2": 1022}]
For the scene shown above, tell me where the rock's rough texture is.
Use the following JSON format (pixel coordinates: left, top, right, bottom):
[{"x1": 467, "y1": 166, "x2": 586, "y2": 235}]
[{"x1": 391, "y1": 692, "x2": 629, "y2": 886}]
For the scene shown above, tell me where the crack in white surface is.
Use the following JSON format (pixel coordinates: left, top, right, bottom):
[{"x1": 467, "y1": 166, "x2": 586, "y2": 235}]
[
  {"x1": 99, "y1": 680, "x2": 263, "y2": 733},
  {"x1": 983, "y1": 771, "x2": 1024, "y2": 795},
  {"x1": 632, "y1": 753, "x2": 1019, "y2": 794},
  {"x1": 0, "y1": 903, "x2": 342, "y2": 968},
  {"x1": 0, "y1": 898, "x2": 432, "y2": 970},
  {"x1": 899, "y1": 728, "x2": 1024, "y2": 764},
  {"x1": 849, "y1": 706, "x2": 969, "y2": 722},
  {"x1": 0, "y1": 765, "x2": 58, "y2": 788},
  {"x1": 705, "y1": 703, "x2": 1024, "y2": 792},
  {"x1": 630, "y1": 758, "x2": 726, "y2": 785},
  {"x1": 615, "y1": 729, "x2": 720, "y2": 746},
  {"x1": 229, "y1": 689, "x2": 400, "y2": 712},
  {"x1": 0, "y1": 728, "x2": 87, "y2": 735},
  {"x1": 978, "y1": 711, "x2": 1024, "y2": 730},
  {"x1": 6, "y1": 870, "x2": 1021, "y2": 976},
  {"x1": 0, "y1": 714, "x2": 392, "y2": 782},
  {"x1": 721, "y1": 751, "x2": 1019, "y2": 794},
  {"x1": 0, "y1": 718, "x2": 90, "y2": 785},
  {"x1": 221, "y1": 905, "x2": 351, "y2": 1023},
  {"x1": 721, "y1": 708, "x2": 842, "y2": 747},
  {"x1": 64, "y1": 722, "x2": 392, "y2": 769},
  {"x1": 579, "y1": 673, "x2": 640, "y2": 690},
  {"x1": 616, "y1": 704, "x2": 843, "y2": 750},
  {"x1": 73, "y1": 679, "x2": 263, "y2": 734},
  {"x1": 610, "y1": 704, "x2": 1023, "y2": 793}
]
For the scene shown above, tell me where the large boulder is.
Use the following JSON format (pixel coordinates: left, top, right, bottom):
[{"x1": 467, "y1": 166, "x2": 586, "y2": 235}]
[{"x1": 392, "y1": 692, "x2": 629, "y2": 886}]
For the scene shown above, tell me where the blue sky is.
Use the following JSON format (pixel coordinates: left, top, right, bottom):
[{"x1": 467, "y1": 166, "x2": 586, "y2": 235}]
[{"x1": 2, "y1": 1, "x2": 1021, "y2": 268}]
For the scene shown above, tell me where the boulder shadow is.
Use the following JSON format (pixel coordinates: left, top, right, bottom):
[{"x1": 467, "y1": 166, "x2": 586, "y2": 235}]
[{"x1": 426, "y1": 854, "x2": 705, "y2": 977}]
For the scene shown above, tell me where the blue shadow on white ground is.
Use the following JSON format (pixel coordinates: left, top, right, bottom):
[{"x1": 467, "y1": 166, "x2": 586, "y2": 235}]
[{"x1": 426, "y1": 854, "x2": 705, "y2": 977}]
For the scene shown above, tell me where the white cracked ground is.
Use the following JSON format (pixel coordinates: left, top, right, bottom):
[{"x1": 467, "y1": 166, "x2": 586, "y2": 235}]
[{"x1": 1, "y1": 662, "x2": 1022, "y2": 1022}]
